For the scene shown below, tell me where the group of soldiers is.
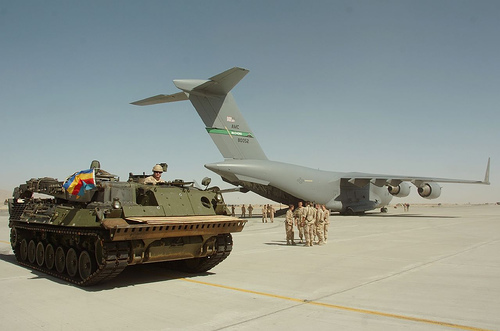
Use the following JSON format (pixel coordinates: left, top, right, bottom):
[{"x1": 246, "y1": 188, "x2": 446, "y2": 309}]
[
  {"x1": 261, "y1": 204, "x2": 275, "y2": 223},
  {"x1": 285, "y1": 202, "x2": 330, "y2": 247},
  {"x1": 231, "y1": 201, "x2": 330, "y2": 247},
  {"x1": 232, "y1": 204, "x2": 255, "y2": 218},
  {"x1": 231, "y1": 204, "x2": 275, "y2": 221}
]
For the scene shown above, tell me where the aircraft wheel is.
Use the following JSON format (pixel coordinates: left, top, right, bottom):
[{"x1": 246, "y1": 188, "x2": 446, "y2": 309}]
[
  {"x1": 55, "y1": 246, "x2": 66, "y2": 273},
  {"x1": 36, "y1": 241, "x2": 45, "y2": 267},
  {"x1": 20, "y1": 239, "x2": 28, "y2": 261},
  {"x1": 66, "y1": 248, "x2": 78, "y2": 277},
  {"x1": 45, "y1": 244, "x2": 55, "y2": 270},
  {"x1": 345, "y1": 207, "x2": 355, "y2": 215},
  {"x1": 28, "y1": 240, "x2": 36, "y2": 264}
]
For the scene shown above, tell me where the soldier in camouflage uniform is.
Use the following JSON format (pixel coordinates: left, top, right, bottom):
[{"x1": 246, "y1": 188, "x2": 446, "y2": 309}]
[
  {"x1": 268, "y1": 205, "x2": 275, "y2": 223},
  {"x1": 285, "y1": 204, "x2": 295, "y2": 245},
  {"x1": 294, "y1": 201, "x2": 305, "y2": 243},
  {"x1": 315, "y1": 203, "x2": 325, "y2": 245},
  {"x1": 303, "y1": 202, "x2": 316, "y2": 247},
  {"x1": 322, "y1": 205, "x2": 330, "y2": 243},
  {"x1": 144, "y1": 164, "x2": 166, "y2": 185}
]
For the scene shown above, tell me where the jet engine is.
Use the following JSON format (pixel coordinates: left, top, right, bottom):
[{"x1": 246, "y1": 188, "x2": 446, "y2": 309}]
[
  {"x1": 417, "y1": 182, "x2": 441, "y2": 199},
  {"x1": 387, "y1": 182, "x2": 411, "y2": 197}
]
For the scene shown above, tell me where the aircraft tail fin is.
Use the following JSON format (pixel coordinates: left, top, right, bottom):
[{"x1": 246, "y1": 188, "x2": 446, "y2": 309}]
[
  {"x1": 483, "y1": 157, "x2": 491, "y2": 184},
  {"x1": 132, "y1": 67, "x2": 268, "y2": 160}
]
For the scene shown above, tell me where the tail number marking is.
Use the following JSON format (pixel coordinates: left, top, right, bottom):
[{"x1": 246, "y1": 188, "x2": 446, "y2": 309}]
[{"x1": 238, "y1": 138, "x2": 249, "y2": 144}]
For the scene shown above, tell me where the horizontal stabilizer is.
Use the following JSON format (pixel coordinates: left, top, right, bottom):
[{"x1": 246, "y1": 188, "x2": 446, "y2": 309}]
[
  {"x1": 174, "y1": 67, "x2": 249, "y2": 96},
  {"x1": 131, "y1": 92, "x2": 188, "y2": 106}
]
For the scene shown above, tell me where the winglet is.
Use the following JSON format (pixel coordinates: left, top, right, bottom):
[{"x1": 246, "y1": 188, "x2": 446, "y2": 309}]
[{"x1": 483, "y1": 157, "x2": 490, "y2": 184}]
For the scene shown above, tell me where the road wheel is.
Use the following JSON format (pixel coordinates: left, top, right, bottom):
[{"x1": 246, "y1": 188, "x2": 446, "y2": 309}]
[
  {"x1": 66, "y1": 248, "x2": 78, "y2": 277},
  {"x1": 45, "y1": 244, "x2": 55, "y2": 270},
  {"x1": 78, "y1": 250, "x2": 94, "y2": 281},
  {"x1": 55, "y1": 246, "x2": 65, "y2": 273},
  {"x1": 36, "y1": 242, "x2": 45, "y2": 266},
  {"x1": 10, "y1": 228, "x2": 18, "y2": 251},
  {"x1": 20, "y1": 239, "x2": 28, "y2": 261},
  {"x1": 28, "y1": 240, "x2": 36, "y2": 264}
]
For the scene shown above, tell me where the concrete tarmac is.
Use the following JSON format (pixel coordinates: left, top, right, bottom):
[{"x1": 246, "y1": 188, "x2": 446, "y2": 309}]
[{"x1": 0, "y1": 205, "x2": 499, "y2": 331}]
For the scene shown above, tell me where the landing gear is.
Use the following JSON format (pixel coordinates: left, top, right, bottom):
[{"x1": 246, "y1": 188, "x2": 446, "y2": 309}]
[{"x1": 381, "y1": 207, "x2": 388, "y2": 213}]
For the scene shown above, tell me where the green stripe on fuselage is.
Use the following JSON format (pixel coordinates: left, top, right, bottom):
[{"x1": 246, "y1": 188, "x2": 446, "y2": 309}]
[{"x1": 206, "y1": 127, "x2": 254, "y2": 138}]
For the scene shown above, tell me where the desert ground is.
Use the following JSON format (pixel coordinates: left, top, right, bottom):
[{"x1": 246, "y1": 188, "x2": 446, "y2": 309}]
[{"x1": 0, "y1": 204, "x2": 499, "y2": 331}]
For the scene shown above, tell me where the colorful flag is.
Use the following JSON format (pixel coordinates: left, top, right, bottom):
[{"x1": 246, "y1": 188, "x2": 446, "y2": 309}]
[{"x1": 63, "y1": 169, "x2": 96, "y2": 196}]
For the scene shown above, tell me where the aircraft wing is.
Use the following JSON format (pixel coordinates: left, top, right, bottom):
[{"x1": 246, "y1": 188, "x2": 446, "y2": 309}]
[{"x1": 343, "y1": 158, "x2": 490, "y2": 188}]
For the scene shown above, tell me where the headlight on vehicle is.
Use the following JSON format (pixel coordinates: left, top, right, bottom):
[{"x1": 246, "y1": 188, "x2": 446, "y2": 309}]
[{"x1": 112, "y1": 198, "x2": 122, "y2": 209}]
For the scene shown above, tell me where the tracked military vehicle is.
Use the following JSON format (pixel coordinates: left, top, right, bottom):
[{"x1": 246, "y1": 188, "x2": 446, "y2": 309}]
[{"x1": 8, "y1": 161, "x2": 246, "y2": 286}]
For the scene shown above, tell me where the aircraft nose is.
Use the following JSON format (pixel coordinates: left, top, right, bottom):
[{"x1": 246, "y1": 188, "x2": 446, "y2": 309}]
[
  {"x1": 205, "y1": 163, "x2": 229, "y2": 175},
  {"x1": 204, "y1": 163, "x2": 220, "y2": 171}
]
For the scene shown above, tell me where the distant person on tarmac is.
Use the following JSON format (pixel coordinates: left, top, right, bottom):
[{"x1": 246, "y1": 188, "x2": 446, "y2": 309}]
[
  {"x1": 268, "y1": 205, "x2": 275, "y2": 223},
  {"x1": 322, "y1": 205, "x2": 330, "y2": 243},
  {"x1": 285, "y1": 204, "x2": 295, "y2": 245}
]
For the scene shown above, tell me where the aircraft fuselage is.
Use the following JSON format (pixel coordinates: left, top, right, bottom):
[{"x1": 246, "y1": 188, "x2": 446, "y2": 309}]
[
  {"x1": 205, "y1": 159, "x2": 393, "y2": 213},
  {"x1": 132, "y1": 67, "x2": 489, "y2": 214}
]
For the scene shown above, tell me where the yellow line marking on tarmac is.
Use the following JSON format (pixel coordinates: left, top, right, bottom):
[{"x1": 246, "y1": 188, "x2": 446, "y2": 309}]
[
  {"x1": 0, "y1": 240, "x2": 10, "y2": 244},
  {"x1": 182, "y1": 278, "x2": 492, "y2": 331}
]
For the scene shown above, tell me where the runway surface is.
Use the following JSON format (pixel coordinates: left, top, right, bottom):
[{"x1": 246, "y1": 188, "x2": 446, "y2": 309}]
[{"x1": 0, "y1": 205, "x2": 499, "y2": 331}]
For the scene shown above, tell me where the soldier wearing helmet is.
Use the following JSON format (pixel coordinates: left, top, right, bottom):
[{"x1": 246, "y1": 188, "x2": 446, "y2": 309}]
[{"x1": 144, "y1": 164, "x2": 167, "y2": 185}]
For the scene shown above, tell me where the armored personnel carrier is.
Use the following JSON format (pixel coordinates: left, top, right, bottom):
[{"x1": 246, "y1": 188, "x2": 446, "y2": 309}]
[{"x1": 8, "y1": 161, "x2": 246, "y2": 286}]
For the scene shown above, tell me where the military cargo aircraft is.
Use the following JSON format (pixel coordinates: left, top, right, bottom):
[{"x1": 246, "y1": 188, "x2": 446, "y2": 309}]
[{"x1": 132, "y1": 67, "x2": 490, "y2": 214}]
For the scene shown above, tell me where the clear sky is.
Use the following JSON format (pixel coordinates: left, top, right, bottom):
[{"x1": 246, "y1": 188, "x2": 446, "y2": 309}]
[{"x1": 0, "y1": 0, "x2": 498, "y2": 205}]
